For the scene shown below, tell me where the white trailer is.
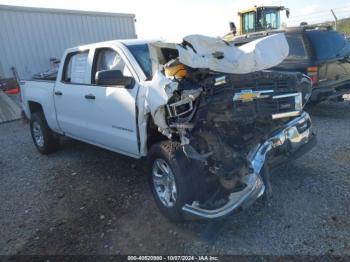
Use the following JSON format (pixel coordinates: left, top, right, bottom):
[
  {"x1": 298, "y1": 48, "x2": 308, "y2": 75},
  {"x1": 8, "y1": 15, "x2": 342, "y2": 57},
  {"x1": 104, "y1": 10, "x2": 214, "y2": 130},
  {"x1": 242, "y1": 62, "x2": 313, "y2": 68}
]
[{"x1": 0, "y1": 4, "x2": 136, "y2": 79}]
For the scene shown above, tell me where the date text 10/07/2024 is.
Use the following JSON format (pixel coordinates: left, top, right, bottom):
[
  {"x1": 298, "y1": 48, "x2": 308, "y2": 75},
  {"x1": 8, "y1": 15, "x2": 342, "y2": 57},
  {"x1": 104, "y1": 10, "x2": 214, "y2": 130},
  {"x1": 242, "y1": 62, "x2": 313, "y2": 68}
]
[{"x1": 127, "y1": 256, "x2": 219, "y2": 261}]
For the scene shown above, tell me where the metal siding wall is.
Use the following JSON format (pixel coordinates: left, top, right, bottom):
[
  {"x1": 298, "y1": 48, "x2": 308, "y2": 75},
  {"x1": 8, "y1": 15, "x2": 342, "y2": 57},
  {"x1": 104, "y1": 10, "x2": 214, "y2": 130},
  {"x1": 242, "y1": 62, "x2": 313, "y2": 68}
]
[{"x1": 0, "y1": 8, "x2": 136, "y2": 79}]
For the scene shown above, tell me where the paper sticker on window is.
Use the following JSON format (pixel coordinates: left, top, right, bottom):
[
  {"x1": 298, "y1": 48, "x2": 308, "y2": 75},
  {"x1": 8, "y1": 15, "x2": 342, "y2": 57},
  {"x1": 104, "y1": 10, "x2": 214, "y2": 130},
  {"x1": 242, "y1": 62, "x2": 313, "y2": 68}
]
[{"x1": 70, "y1": 53, "x2": 88, "y2": 84}]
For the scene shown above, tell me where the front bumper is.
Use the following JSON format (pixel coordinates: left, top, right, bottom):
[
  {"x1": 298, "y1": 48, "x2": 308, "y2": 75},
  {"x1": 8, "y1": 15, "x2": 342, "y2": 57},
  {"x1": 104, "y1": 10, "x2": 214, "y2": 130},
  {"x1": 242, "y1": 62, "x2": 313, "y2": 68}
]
[{"x1": 182, "y1": 112, "x2": 316, "y2": 219}]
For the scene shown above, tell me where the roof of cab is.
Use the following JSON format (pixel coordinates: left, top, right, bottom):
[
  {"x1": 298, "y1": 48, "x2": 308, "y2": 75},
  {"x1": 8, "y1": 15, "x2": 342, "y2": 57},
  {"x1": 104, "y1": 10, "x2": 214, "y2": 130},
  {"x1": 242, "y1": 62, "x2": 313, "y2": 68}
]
[
  {"x1": 119, "y1": 39, "x2": 158, "y2": 46},
  {"x1": 66, "y1": 39, "x2": 158, "y2": 53}
]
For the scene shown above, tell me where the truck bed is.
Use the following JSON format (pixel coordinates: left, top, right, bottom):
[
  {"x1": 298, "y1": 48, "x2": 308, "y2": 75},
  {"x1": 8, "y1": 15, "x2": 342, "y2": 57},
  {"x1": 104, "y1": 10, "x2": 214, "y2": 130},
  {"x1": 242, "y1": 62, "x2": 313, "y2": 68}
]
[{"x1": 20, "y1": 80, "x2": 57, "y2": 129}]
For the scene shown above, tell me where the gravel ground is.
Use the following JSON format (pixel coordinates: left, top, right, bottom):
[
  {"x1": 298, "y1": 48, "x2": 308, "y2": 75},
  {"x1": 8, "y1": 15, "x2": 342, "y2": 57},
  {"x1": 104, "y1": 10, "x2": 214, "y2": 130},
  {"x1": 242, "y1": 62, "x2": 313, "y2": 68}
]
[{"x1": 0, "y1": 101, "x2": 349, "y2": 255}]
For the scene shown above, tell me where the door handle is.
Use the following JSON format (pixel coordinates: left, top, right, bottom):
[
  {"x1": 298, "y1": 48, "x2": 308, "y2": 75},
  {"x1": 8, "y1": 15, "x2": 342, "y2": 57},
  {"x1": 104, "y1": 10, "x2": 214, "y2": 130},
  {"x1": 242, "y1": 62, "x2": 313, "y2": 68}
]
[
  {"x1": 84, "y1": 94, "x2": 95, "y2": 100},
  {"x1": 54, "y1": 91, "x2": 62, "y2": 96}
]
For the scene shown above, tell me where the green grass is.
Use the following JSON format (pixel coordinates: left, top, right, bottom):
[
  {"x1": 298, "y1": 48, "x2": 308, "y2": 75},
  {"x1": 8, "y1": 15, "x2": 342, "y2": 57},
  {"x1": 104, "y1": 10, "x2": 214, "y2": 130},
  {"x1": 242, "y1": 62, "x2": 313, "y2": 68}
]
[
  {"x1": 337, "y1": 17, "x2": 350, "y2": 35},
  {"x1": 310, "y1": 17, "x2": 350, "y2": 35}
]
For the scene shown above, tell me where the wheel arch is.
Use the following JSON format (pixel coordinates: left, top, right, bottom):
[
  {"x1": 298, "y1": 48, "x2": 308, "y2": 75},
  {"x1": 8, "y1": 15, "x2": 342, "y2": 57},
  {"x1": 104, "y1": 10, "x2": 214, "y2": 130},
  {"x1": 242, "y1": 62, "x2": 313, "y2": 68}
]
[
  {"x1": 146, "y1": 114, "x2": 170, "y2": 151},
  {"x1": 28, "y1": 101, "x2": 44, "y2": 118}
]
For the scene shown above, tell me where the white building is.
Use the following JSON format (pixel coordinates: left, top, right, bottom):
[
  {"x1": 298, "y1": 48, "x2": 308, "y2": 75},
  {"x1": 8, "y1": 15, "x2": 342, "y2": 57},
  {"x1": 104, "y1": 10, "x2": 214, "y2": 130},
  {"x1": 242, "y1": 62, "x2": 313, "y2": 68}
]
[{"x1": 0, "y1": 5, "x2": 136, "y2": 79}]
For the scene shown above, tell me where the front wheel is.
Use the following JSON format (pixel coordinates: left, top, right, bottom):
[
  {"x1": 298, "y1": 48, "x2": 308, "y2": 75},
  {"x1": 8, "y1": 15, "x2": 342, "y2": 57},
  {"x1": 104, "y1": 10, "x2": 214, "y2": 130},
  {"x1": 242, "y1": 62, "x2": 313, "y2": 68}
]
[{"x1": 148, "y1": 141, "x2": 193, "y2": 222}]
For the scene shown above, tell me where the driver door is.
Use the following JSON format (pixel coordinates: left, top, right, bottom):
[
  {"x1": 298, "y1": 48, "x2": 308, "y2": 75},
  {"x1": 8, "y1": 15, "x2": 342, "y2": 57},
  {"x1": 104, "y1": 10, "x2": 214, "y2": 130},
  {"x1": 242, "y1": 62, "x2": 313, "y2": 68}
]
[{"x1": 82, "y1": 47, "x2": 140, "y2": 157}]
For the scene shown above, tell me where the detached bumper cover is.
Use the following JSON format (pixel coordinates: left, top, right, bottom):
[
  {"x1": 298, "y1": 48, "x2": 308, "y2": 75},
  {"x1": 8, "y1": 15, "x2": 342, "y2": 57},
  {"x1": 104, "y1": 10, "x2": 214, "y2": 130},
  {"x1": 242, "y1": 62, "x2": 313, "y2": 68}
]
[
  {"x1": 182, "y1": 172, "x2": 264, "y2": 219},
  {"x1": 182, "y1": 112, "x2": 315, "y2": 219}
]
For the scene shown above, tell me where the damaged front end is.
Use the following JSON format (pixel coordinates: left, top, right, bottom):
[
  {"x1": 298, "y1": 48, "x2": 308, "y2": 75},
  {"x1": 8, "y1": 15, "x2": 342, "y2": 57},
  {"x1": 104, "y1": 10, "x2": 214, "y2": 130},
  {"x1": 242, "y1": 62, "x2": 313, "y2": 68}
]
[
  {"x1": 145, "y1": 34, "x2": 316, "y2": 219},
  {"x1": 182, "y1": 111, "x2": 315, "y2": 219}
]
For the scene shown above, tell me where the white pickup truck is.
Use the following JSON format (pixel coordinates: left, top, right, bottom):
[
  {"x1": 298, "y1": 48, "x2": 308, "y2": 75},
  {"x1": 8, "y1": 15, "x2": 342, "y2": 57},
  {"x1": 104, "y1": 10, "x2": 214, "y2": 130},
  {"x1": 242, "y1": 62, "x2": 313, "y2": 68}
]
[{"x1": 20, "y1": 36, "x2": 316, "y2": 221}]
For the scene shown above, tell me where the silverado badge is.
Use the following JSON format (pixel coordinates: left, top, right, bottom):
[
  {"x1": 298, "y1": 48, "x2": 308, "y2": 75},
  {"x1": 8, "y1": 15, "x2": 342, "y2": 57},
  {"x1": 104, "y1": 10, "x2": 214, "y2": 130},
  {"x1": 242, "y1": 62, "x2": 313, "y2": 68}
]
[{"x1": 233, "y1": 89, "x2": 273, "y2": 102}]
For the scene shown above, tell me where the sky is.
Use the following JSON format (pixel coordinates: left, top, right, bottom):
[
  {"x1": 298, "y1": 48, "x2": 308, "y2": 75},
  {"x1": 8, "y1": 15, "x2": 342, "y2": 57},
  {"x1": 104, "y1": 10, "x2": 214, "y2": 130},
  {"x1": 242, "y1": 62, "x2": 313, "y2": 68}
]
[{"x1": 0, "y1": 0, "x2": 349, "y2": 40}]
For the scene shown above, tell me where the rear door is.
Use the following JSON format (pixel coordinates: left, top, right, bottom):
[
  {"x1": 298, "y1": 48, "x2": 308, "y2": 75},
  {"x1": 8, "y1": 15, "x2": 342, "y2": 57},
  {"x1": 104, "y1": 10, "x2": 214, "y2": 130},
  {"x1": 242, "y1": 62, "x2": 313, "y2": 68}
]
[
  {"x1": 305, "y1": 30, "x2": 350, "y2": 87},
  {"x1": 81, "y1": 47, "x2": 140, "y2": 156},
  {"x1": 54, "y1": 49, "x2": 92, "y2": 140}
]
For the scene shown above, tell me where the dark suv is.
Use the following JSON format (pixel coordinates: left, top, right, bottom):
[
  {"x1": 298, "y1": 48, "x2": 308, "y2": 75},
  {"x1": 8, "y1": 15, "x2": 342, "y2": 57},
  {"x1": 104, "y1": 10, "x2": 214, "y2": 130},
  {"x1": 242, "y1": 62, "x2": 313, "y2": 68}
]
[{"x1": 231, "y1": 27, "x2": 350, "y2": 103}]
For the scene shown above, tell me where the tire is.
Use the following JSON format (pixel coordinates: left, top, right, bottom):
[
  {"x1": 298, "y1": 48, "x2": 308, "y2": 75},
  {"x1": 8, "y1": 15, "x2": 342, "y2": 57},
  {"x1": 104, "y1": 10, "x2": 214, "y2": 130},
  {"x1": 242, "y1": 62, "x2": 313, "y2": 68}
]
[
  {"x1": 148, "y1": 141, "x2": 193, "y2": 222},
  {"x1": 30, "y1": 112, "x2": 60, "y2": 154}
]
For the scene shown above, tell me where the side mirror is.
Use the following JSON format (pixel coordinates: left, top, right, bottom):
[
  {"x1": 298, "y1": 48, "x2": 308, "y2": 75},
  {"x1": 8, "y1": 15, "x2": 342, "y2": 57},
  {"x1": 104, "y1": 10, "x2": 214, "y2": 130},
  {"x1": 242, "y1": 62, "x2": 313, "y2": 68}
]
[
  {"x1": 229, "y1": 22, "x2": 237, "y2": 36},
  {"x1": 95, "y1": 69, "x2": 134, "y2": 88}
]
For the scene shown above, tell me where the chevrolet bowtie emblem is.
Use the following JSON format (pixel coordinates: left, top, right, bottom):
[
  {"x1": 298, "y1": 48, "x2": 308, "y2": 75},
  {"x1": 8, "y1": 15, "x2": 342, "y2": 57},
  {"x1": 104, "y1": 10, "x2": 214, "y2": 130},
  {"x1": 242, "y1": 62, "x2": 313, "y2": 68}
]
[{"x1": 233, "y1": 89, "x2": 273, "y2": 102}]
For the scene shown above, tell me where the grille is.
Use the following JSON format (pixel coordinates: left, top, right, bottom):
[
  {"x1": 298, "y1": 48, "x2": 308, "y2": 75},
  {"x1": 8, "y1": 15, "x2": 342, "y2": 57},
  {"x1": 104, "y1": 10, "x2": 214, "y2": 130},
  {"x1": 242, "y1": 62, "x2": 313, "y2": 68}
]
[
  {"x1": 218, "y1": 71, "x2": 296, "y2": 92},
  {"x1": 232, "y1": 80, "x2": 290, "y2": 91},
  {"x1": 207, "y1": 71, "x2": 304, "y2": 120},
  {"x1": 232, "y1": 94, "x2": 299, "y2": 119}
]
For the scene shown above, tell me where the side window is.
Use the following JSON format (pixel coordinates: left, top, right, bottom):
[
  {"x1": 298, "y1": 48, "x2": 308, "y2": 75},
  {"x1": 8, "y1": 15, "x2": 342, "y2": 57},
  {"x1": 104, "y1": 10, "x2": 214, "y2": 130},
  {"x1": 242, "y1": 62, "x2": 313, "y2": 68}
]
[
  {"x1": 62, "y1": 51, "x2": 89, "y2": 84},
  {"x1": 264, "y1": 12, "x2": 277, "y2": 29},
  {"x1": 286, "y1": 36, "x2": 308, "y2": 60},
  {"x1": 92, "y1": 48, "x2": 132, "y2": 84},
  {"x1": 243, "y1": 12, "x2": 255, "y2": 33}
]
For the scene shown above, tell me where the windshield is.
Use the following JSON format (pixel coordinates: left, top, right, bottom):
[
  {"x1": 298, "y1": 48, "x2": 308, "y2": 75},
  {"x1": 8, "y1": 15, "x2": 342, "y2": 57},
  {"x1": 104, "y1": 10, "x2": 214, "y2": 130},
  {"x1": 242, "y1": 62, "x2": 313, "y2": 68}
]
[
  {"x1": 125, "y1": 44, "x2": 152, "y2": 80},
  {"x1": 306, "y1": 30, "x2": 346, "y2": 61}
]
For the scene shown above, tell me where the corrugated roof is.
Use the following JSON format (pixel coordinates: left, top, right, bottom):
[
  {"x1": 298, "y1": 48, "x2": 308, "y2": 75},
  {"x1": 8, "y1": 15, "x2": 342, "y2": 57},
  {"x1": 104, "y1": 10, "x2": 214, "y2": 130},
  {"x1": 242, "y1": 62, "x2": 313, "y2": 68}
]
[
  {"x1": 0, "y1": 4, "x2": 136, "y2": 79},
  {"x1": 0, "y1": 4, "x2": 135, "y2": 18}
]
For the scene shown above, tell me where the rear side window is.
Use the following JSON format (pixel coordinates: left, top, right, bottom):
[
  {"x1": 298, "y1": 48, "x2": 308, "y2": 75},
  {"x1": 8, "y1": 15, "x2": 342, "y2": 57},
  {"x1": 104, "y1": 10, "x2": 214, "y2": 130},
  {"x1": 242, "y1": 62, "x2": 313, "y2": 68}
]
[
  {"x1": 62, "y1": 51, "x2": 89, "y2": 84},
  {"x1": 286, "y1": 35, "x2": 308, "y2": 60},
  {"x1": 306, "y1": 30, "x2": 346, "y2": 60}
]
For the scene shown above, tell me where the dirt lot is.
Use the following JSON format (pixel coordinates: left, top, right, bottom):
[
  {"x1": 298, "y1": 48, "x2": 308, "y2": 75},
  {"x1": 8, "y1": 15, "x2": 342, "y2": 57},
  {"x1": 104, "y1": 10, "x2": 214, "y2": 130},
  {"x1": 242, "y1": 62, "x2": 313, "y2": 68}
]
[{"x1": 0, "y1": 101, "x2": 349, "y2": 255}]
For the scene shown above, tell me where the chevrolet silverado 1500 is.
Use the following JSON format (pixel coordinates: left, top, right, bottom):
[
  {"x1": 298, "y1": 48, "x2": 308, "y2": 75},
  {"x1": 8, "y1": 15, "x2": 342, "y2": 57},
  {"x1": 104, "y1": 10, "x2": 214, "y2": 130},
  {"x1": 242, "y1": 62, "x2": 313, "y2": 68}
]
[{"x1": 20, "y1": 34, "x2": 316, "y2": 221}]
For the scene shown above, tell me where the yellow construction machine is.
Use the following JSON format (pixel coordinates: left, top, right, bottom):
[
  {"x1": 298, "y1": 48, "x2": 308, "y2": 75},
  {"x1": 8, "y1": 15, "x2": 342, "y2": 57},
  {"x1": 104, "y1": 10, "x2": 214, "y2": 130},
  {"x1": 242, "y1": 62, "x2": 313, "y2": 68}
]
[{"x1": 225, "y1": 5, "x2": 290, "y2": 40}]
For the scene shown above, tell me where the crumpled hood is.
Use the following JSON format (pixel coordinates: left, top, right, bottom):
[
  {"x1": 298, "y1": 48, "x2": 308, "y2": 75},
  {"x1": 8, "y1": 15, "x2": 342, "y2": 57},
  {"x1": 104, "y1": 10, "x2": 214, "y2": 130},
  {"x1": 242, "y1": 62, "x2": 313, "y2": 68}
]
[
  {"x1": 176, "y1": 33, "x2": 289, "y2": 74},
  {"x1": 138, "y1": 33, "x2": 296, "y2": 156}
]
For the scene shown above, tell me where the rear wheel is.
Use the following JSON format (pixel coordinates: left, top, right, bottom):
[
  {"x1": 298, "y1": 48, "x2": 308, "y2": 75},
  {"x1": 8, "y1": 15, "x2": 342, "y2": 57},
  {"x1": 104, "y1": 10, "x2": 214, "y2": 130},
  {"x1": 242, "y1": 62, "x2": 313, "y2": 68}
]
[
  {"x1": 148, "y1": 141, "x2": 193, "y2": 222},
  {"x1": 30, "y1": 112, "x2": 60, "y2": 154}
]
